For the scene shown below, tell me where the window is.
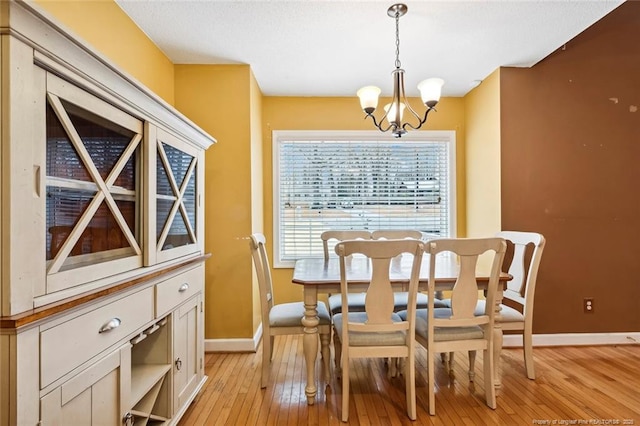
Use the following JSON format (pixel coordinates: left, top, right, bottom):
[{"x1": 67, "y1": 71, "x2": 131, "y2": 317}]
[{"x1": 273, "y1": 130, "x2": 456, "y2": 267}]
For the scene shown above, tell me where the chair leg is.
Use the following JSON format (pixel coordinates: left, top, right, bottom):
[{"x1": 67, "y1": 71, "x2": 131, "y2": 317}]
[
  {"x1": 483, "y1": 347, "x2": 496, "y2": 409},
  {"x1": 334, "y1": 328, "x2": 342, "y2": 379},
  {"x1": 468, "y1": 350, "x2": 477, "y2": 382},
  {"x1": 405, "y1": 355, "x2": 416, "y2": 420},
  {"x1": 427, "y1": 348, "x2": 436, "y2": 415},
  {"x1": 341, "y1": 356, "x2": 350, "y2": 422},
  {"x1": 388, "y1": 357, "x2": 397, "y2": 378},
  {"x1": 270, "y1": 336, "x2": 275, "y2": 360},
  {"x1": 320, "y1": 331, "x2": 331, "y2": 382},
  {"x1": 448, "y1": 352, "x2": 455, "y2": 375},
  {"x1": 261, "y1": 334, "x2": 271, "y2": 389},
  {"x1": 523, "y1": 330, "x2": 536, "y2": 379}
]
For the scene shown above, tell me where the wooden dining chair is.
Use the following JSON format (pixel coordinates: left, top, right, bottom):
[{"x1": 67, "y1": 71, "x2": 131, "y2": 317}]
[
  {"x1": 333, "y1": 238, "x2": 424, "y2": 422},
  {"x1": 249, "y1": 233, "x2": 331, "y2": 388},
  {"x1": 418, "y1": 237, "x2": 506, "y2": 415},
  {"x1": 456, "y1": 231, "x2": 546, "y2": 381}
]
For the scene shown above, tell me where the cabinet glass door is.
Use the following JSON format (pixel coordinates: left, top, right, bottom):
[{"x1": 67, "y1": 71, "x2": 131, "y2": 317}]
[
  {"x1": 156, "y1": 143, "x2": 196, "y2": 251},
  {"x1": 153, "y1": 128, "x2": 202, "y2": 263},
  {"x1": 45, "y1": 75, "x2": 143, "y2": 292}
]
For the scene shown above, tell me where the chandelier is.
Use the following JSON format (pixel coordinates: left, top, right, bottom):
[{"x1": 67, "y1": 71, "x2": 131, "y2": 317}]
[{"x1": 357, "y1": 3, "x2": 444, "y2": 138}]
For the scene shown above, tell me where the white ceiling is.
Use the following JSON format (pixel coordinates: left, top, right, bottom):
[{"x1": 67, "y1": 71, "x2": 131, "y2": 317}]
[{"x1": 114, "y1": 0, "x2": 624, "y2": 98}]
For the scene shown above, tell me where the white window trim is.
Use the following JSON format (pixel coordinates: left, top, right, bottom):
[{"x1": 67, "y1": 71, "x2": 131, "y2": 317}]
[{"x1": 272, "y1": 130, "x2": 457, "y2": 268}]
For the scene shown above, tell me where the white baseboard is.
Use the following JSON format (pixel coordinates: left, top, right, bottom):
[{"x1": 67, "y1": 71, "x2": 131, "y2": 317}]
[
  {"x1": 205, "y1": 323, "x2": 263, "y2": 353},
  {"x1": 503, "y1": 332, "x2": 640, "y2": 347},
  {"x1": 206, "y1": 329, "x2": 640, "y2": 352}
]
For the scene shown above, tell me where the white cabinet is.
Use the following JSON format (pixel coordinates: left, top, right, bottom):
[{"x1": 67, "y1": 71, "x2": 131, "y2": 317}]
[
  {"x1": 173, "y1": 295, "x2": 204, "y2": 414},
  {"x1": 0, "y1": 2, "x2": 215, "y2": 426},
  {"x1": 41, "y1": 345, "x2": 130, "y2": 426}
]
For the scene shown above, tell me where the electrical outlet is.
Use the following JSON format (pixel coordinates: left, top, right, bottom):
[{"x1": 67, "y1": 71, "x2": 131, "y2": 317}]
[{"x1": 583, "y1": 298, "x2": 594, "y2": 313}]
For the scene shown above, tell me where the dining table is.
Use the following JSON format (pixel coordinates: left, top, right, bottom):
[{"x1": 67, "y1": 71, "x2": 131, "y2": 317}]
[{"x1": 292, "y1": 254, "x2": 512, "y2": 405}]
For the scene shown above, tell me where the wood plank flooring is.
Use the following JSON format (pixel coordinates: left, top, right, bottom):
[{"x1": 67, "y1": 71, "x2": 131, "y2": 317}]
[{"x1": 178, "y1": 336, "x2": 640, "y2": 425}]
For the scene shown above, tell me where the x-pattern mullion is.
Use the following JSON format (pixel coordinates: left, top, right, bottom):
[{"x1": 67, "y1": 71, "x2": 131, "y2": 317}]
[
  {"x1": 46, "y1": 94, "x2": 141, "y2": 273},
  {"x1": 175, "y1": 159, "x2": 197, "y2": 243},
  {"x1": 156, "y1": 143, "x2": 197, "y2": 251}
]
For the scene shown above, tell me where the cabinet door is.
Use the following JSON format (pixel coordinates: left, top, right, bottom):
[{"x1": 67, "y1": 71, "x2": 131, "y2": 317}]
[
  {"x1": 147, "y1": 127, "x2": 204, "y2": 265},
  {"x1": 45, "y1": 73, "x2": 144, "y2": 294},
  {"x1": 173, "y1": 294, "x2": 203, "y2": 412},
  {"x1": 40, "y1": 344, "x2": 130, "y2": 426}
]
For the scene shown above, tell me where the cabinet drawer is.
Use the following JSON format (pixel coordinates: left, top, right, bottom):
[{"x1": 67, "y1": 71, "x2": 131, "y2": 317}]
[
  {"x1": 41, "y1": 287, "x2": 154, "y2": 388},
  {"x1": 155, "y1": 265, "x2": 203, "y2": 317}
]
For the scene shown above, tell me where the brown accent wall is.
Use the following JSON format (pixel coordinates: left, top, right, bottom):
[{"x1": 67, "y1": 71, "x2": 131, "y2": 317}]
[{"x1": 500, "y1": 2, "x2": 640, "y2": 334}]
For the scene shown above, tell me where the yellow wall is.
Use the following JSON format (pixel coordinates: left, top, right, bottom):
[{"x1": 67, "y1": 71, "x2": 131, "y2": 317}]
[
  {"x1": 464, "y1": 70, "x2": 501, "y2": 237},
  {"x1": 250, "y1": 72, "x2": 264, "y2": 333},
  {"x1": 174, "y1": 65, "x2": 255, "y2": 339},
  {"x1": 262, "y1": 96, "x2": 466, "y2": 303},
  {"x1": 34, "y1": 0, "x2": 175, "y2": 105}
]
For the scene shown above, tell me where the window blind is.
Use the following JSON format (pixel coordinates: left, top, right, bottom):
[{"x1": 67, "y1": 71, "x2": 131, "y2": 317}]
[{"x1": 273, "y1": 131, "x2": 455, "y2": 266}]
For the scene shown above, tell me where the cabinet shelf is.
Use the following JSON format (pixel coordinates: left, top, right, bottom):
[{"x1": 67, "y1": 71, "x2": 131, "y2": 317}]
[{"x1": 131, "y1": 364, "x2": 172, "y2": 406}]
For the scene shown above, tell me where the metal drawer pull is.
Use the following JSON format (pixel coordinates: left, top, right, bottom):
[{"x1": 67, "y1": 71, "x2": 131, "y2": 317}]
[
  {"x1": 175, "y1": 357, "x2": 182, "y2": 371},
  {"x1": 99, "y1": 318, "x2": 121, "y2": 333},
  {"x1": 178, "y1": 283, "x2": 189, "y2": 293}
]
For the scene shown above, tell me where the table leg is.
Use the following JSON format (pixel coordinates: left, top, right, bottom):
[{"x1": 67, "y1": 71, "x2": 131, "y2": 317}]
[
  {"x1": 302, "y1": 285, "x2": 319, "y2": 405},
  {"x1": 493, "y1": 287, "x2": 504, "y2": 389}
]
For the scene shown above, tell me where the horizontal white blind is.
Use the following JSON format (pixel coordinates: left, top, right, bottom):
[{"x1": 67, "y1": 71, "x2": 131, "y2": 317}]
[{"x1": 274, "y1": 131, "x2": 454, "y2": 265}]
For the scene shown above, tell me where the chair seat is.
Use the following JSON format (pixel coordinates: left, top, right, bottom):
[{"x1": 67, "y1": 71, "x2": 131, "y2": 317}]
[
  {"x1": 329, "y1": 292, "x2": 446, "y2": 314},
  {"x1": 270, "y1": 301, "x2": 331, "y2": 327},
  {"x1": 333, "y1": 312, "x2": 406, "y2": 346},
  {"x1": 441, "y1": 299, "x2": 525, "y2": 323},
  {"x1": 415, "y1": 308, "x2": 485, "y2": 341}
]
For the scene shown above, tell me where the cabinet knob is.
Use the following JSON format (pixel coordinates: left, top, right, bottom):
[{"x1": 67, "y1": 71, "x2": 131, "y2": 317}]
[
  {"x1": 99, "y1": 318, "x2": 121, "y2": 333},
  {"x1": 178, "y1": 283, "x2": 189, "y2": 292},
  {"x1": 123, "y1": 412, "x2": 134, "y2": 426},
  {"x1": 175, "y1": 357, "x2": 183, "y2": 371}
]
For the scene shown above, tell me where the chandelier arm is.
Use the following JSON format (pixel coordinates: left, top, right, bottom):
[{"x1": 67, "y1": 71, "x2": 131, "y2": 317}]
[
  {"x1": 402, "y1": 106, "x2": 436, "y2": 132},
  {"x1": 365, "y1": 113, "x2": 395, "y2": 133},
  {"x1": 402, "y1": 98, "x2": 423, "y2": 123}
]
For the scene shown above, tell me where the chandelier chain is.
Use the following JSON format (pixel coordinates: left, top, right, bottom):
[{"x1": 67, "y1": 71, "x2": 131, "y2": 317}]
[{"x1": 395, "y1": 10, "x2": 401, "y2": 69}]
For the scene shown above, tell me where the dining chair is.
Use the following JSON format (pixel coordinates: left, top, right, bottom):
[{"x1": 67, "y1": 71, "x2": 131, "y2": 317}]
[
  {"x1": 418, "y1": 237, "x2": 506, "y2": 415},
  {"x1": 371, "y1": 229, "x2": 447, "y2": 311},
  {"x1": 249, "y1": 233, "x2": 332, "y2": 388},
  {"x1": 321, "y1": 230, "x2": 372, "y2": 315},
  {"x1": 332, "y1": 238, "x2": 424, "y2": 422},
  {"x1": 454, "y1": 231, "x2": 546, "y2": 381}
]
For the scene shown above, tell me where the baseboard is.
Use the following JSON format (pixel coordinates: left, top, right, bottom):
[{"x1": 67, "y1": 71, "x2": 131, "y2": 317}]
[
  {"x1": 205, "y1": 329, "x2": 639, "y2": 352},
  {"x1": 205, "y1": 323, "x2": 263, "y2": 352},
  {"x1": 503, "y1": 332, "x2": 640, "y2": 347}
]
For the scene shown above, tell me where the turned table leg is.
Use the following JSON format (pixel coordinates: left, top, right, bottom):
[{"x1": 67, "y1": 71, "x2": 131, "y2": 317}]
[{"x1": 302, "y1": 286, "x2": 319, "y2": 405}]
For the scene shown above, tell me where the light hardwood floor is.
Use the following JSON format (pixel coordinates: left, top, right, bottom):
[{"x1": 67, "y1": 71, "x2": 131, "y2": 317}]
[{"x1": 178, "y1": 336, "x2": 640, "y2": 425}]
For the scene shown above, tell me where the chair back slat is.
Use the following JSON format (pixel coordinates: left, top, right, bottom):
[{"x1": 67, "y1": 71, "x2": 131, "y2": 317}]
[{"x1": 450, "y1": 255, "x2": 482, "y2": 321}]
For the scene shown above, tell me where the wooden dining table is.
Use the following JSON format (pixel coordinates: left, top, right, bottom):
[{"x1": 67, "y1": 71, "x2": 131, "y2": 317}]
[{"x1": 292, "y1": 255, "x2": 511, "y2": 405}]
